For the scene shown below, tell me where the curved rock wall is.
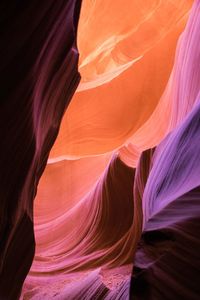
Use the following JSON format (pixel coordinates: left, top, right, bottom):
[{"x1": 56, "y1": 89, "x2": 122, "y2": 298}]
[
  {"x1": 1, "y1": 0, "x2": 199, "y2": 299},
  {"x1": 0, "y1": 1, "x2": 81, "y2": 299}
]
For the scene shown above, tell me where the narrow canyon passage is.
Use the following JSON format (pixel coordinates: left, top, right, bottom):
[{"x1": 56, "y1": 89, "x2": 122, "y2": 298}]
[{"x1": 1, "y1": 1, "x2": 200, "y2": 300}]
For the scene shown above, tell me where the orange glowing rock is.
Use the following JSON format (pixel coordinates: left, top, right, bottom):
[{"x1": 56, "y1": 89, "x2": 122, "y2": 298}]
[{"x1": 50, "y1": 0, "x2": 192, "y2": 159}]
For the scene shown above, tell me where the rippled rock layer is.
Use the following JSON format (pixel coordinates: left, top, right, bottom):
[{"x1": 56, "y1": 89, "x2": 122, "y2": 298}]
[
  {"x1": 0, "y1": 1, "x2": 81, "y2": 299},
  {"x1": 1, "y1": 0, "x2": 200, "y2": 299}
]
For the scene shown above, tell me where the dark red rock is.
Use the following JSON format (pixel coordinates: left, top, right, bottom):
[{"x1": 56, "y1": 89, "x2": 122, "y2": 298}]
[{"x1": 0, "y1": 1, "x2": 81, "y2": 298}]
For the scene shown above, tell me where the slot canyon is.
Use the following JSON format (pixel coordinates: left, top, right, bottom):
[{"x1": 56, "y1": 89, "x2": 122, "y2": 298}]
[{"x1": 0, "y1": 1, "x2": 200, "y2": 299}]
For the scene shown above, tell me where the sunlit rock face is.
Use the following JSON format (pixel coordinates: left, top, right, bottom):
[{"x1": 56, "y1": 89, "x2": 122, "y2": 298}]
[
  {"x1": 50, "y1": 0, "x2": 193, "y2": 158},
  {"x1": 1, "y1": 0, "x2": 199, "y2": 299}
]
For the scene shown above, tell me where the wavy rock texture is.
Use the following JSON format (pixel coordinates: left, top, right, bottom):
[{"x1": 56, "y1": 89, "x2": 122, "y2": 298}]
[
  {"x1": 50, "y1": 0, "x2": 193, "y2": 158},
  {"x1": 0, "y1": 1, "x2": 81, "y2": 299},
  {"x1": 33, "y1": 155, "x2": 135, "y2": 271},
  {"x1": 130, "y1": 2, "x2": 200, "y2": 299},
  {"x1": 131, "y1": 97, "x2": 200, "y2": 300},
  {"x1": 1, "y1": 0, "x2": 199, "y2": 299}
]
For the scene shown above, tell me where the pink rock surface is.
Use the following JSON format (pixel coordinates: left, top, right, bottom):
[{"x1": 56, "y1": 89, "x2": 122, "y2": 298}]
[{"x1": 1, "y1": 0, "x2": 200, "y2": 299}]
